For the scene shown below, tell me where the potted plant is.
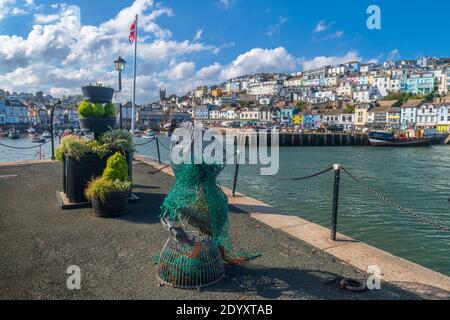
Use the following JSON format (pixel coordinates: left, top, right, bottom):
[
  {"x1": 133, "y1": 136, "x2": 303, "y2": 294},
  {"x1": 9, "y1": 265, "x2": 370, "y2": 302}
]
[
  {"x1": 81, "y1": 83, "x2": 115, "y2": 103},
  {"x1": 85, "y1": 152, "x2": 132, "y2": 218},
  {"x1": 98, "y1": 129, "x2": 136, "y2": 179},
  {"x1": 78, "y1": 100, "x2": 117, "y2": 134},
  {"x1": 56, "y1": 136, "x2": 109, "y2": 203}
]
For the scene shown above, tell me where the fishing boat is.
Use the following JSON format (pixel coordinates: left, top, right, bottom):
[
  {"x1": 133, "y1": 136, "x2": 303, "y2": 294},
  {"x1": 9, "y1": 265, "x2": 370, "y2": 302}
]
[
  {"x1": 42, "y1": 130, "x2": 52, "y2": 139},
  {"x1": 368, "y1": 131, "x2": 430, "y2": 147},
  {"x1": 8, "y1": 129, "x2": 20, "y2": 140},
  {"x1": 30, "y1": 134, "x2": 46, "y2": 143}
]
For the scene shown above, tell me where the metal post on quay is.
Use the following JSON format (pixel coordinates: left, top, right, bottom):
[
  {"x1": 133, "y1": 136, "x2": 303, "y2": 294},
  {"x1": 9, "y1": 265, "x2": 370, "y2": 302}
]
[{"x1": 330, "y1": 164, "x2": 342, "y2": 241}]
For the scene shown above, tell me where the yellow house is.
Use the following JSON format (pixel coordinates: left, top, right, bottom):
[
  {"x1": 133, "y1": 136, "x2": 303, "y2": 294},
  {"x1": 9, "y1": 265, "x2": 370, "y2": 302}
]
[
  {"x1": 292, "y1": 114, "x2": 304, "y2": 125},
  {"x1": 211, "y1": 88, "x2": 222, "y2": 98},
  {"x1": 437, "y1": 124, "x2": 450, "y2": 133}
]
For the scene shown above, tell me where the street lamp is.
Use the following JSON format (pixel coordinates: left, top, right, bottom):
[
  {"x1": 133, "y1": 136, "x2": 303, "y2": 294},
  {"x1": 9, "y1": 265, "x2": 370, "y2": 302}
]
[{"x1": 114, "y1": 56, "x2": 126, "y2": 129}]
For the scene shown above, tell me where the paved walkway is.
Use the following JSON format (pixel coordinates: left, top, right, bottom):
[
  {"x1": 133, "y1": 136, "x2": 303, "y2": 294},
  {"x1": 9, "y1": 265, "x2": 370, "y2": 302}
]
[{"x1": 0, "y1": 161, "x2": 422, "y2": 299}]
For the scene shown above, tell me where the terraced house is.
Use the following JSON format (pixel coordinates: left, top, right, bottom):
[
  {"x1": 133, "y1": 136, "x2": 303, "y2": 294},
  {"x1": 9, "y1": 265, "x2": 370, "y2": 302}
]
[
  {"x1": 437, "y1": 103, "x2": 450, "y2": 133},
  {"x1": 416, "y1": 103, "x2": 438, "y2": 128}
]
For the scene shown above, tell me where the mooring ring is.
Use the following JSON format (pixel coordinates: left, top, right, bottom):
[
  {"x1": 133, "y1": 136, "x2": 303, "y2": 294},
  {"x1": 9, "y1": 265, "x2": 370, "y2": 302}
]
[{"x1": 340, "y1": 278, "x2": 367, "y2": 292}]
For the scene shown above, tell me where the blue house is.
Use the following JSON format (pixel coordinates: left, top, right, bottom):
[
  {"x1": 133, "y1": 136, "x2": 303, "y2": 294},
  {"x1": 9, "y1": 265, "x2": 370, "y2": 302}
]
[
  {"x1": 195, "y1": 104, "x2": 213, "y2": 120},
  {"x1": 280, "y1": 106, "x2": 299, "y2": 126},
  {"x1": 405, "y1": 73, "x2": 435, "y2": 94},
  {"x1": 303, "y1": 114, "x2": 317, "y2": 130},
  {"x1": 0, "y1": 99, "x2": 5, "y2": 124}
]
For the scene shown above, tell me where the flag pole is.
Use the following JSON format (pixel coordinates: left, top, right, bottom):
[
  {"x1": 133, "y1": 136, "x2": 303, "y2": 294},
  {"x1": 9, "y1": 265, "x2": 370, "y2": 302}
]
[{"x1": 131, "y1": 14, "x2": 138, "y2": 134}]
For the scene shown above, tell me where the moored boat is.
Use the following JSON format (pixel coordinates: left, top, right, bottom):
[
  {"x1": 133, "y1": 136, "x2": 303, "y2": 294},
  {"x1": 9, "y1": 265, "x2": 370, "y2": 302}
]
[
  {"x1": 42, "y1": 130, "x2": 52, "y2": 139},
  {"x1": 8, "y1": 130, "x2": 20, "y2": 140},
  {"x1": 368, "y1": 131, "x2": 430, "y2": 147},
  {"x1": 30, "y1": 134, "x2": 46, "y2": 143}
]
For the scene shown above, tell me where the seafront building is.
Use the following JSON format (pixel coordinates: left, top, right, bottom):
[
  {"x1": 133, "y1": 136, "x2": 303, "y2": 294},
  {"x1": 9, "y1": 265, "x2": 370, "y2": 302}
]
[{"x1": 1, "y1": 56, "x2": 450, "y2": 132}]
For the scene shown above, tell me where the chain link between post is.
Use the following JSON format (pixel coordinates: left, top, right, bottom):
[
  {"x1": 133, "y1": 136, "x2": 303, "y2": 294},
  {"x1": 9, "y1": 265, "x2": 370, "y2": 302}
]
[{"x1": 342, "y1": 167, "x2": 450, "y2": 232}]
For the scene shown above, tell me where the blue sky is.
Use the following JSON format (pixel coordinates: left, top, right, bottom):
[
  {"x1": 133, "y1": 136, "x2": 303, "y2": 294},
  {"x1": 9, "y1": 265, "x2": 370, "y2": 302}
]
[{"x1": 0, "y1": 0, "x2": 449, "y2": 102}]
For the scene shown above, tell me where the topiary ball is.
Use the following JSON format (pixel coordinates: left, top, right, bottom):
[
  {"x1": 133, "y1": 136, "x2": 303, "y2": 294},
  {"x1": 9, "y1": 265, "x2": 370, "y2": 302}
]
[
  {"x1": 92, "y1": 102, "x2": 106, "y2": 118},
  {"x1": 78, "y1": 101, "x2": 93, "y2": 118},
  {"x1": 104, "y1": 103, "x2": 116, "y2": 118},
  {"x1": 103, "y1": 152, "x2": 129, "y2": 182}
]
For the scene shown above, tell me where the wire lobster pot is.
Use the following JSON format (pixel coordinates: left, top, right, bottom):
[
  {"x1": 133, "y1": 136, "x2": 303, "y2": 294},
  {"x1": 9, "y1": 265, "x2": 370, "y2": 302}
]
[{"x1": 157, "y1": 231, "x2": 225, "y2": 289}]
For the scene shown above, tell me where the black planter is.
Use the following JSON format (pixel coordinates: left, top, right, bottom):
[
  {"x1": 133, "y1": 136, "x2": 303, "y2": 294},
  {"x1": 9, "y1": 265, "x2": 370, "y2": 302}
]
[
  {"x1": 79, "y1": 117, "x2": 116, "y2": 134},
  {"x1": 82, "y1": 86, "x2": 115, "y2": 103},
  {"x1": 65, "y1": 153, "x2": 107, "y2": 203},
  {"x1": 91, "y1": 191, "x2": 129, "y2": 218}
]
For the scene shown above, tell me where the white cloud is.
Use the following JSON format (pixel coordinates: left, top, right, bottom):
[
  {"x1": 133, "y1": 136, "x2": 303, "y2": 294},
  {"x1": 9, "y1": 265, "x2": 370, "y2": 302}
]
[
  {"x1": 217, "y1": 0, "x2": 235, "y2": 10},
  {"x1": 266, "y1": 16, "x2": 288, "y2": 36},
  {"x1": 193, "y1": 29, "x2": 203, "y2": 41},
  {"x1": 0, "y1": 0, "x2": 35, "y2": 20},
  {"x1": 300, "y1": 50, "x2": 361, "y2": 70},
  {"x1": 34, "y1": 13, "x2": 60, "y2": 23},
  {"x1": 0, "y1": 1, "x2": 375, "y2": 103},
  {"x1": 327, "y1": 30, "x2": 343, "y2": 39},
  {"x1": 0, "y1": 1, "x2": 217, "y2": 101},
  {"x1": 388, "y1": 49, "x2": 400, "y2": 61},
  {"x1": 314, "y1": 20, "x2": 334, "y2": 33},
  {"x1": 162, "y1": 61, "x2": 196, "y2": 80}
]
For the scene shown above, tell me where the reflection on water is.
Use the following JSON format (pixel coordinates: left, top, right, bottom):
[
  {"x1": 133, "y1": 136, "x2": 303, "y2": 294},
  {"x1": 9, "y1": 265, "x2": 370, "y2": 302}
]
[{"x1": 2, "y1": 135, "x2": 449, "y2": 276}]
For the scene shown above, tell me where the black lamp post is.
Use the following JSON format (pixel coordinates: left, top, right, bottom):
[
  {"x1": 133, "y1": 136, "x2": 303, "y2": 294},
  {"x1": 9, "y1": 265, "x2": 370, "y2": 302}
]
[{"x1": 114, "y1": 56, "x2": 126, "y2": 129}]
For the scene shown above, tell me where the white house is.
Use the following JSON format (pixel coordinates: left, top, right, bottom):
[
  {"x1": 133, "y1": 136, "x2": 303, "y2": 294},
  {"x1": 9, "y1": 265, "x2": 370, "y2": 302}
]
[
  {"x1": 240, "y1": 106, "x2": 260, "y2": 123},
  {"x1": 416, "y1": 103, "x2": 438, "y2": 128},
  {"x1": 209, "y1": 105, "x2": 221, "y2": 120},
  {"x1": 353, "y1": 85, "x2": 379, "y2": 103},
  {"x1": 373, "y1": 75, "x2": 390, "y2": 97},
  {"x1": 336, "y1": 81, "x2": 353, "y2": 98},
  {"x1": 259, "y1": 106, "x2": 272, "y2": 124},
  {"x1": 315, "y1": 89, "x2": 336, "y2": 102},
  {"x1": 338, "y1": 113, "x2": 355, "y2": 131},
  {"x1": 328, "y1": 64, "x2": 347, "y2": 76},
  {"x1": 284, "y1": 76, "x2": 303, "y2": 87},
  {"x1": 324, "y1": 76, "x2": 338, "y2": 87},
  {"x1": 400, "y1": 99, "x2": 422, "y2": 128},
  {"x1": 360, "y1": 63, "x2": 375, "y2": 74},
  {"x1": 248, "y1": 80, "x2": 284, "y2": 96}
]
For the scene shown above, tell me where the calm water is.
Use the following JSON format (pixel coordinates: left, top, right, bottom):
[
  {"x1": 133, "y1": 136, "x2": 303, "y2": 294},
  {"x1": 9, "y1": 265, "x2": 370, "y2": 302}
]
[{"x1": 2, "y1": 136, "x2": 449, "y2": 275}]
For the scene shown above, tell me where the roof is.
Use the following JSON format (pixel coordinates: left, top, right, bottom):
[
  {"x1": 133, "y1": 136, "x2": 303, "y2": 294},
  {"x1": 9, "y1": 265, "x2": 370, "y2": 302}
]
[
  {"x1": 378, "y1": 100, "x2": 400, "y2": 108},
  {"x1": 326, "y1": 109, "x2": 342, "y2": 116},
  {"x1": 371, "y1": 106, "x2": 400, "y2": 113},
  {"x1": 400, "y1": 99, "x2": 423, "y2": 109}
]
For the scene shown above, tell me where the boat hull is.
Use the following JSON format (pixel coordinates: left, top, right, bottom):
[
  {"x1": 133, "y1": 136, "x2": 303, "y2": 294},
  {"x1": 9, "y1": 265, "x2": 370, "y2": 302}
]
[{"x1": 369, "y1": 138, "x2": 430, "y2": 147}]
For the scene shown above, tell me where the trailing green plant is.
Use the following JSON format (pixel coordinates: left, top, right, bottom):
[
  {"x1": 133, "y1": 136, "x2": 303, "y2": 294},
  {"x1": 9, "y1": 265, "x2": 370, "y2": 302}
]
[
  {"x1": 78, "y1": 100, "x2": 116, "y2": 119},
  {"x1": 78, "y1": 100, "x2": 93, "y2": 118},
  {"x1": 92, "y1": 102, "x2": 106, "y2": 118},
  {"x1": 99, "y1": 129, "x2": 136, "y2": 155},
  {"x1": 102, "y1": 152, "x2": 129, "y2": 181},
  {"x1": 85, "y1": 177, "x2": 131, "y2": 202},
  {"x1": 104, "y1": 103, "x2": 116, "y2": 118},
  {"x1": 55, "y1": 136, "x2": 91, "y2": 161}
]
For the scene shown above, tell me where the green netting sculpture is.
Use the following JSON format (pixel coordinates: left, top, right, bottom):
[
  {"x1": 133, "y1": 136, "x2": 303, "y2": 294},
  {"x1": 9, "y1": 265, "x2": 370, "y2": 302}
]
[{"x1": 156, "y1": 122, "x2": 260, "y2": 289}]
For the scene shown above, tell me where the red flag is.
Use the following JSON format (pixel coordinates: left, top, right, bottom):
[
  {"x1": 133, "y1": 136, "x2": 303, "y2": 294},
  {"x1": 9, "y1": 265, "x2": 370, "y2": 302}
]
[{"x1": 129, "y1": 21, "x2": 136, "y2": 45}]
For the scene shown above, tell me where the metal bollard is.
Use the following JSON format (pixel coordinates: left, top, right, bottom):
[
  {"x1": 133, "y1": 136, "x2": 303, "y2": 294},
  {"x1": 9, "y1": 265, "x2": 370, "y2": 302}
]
[
  {"x1": 232, "y1": 151, "x2": 241, "y2": 197},
  {"x1": 330, "y1": 164, "x2": 342, "y2": 241},
  {"x1": 156, "y1": 136, "x2": 162, "y2": 164}
]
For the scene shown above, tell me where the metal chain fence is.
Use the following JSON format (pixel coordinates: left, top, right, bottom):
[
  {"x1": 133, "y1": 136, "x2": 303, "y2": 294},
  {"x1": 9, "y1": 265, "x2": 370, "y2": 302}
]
[{"x1": 342, "y1": 167, "x2": 450, "y2": 232}]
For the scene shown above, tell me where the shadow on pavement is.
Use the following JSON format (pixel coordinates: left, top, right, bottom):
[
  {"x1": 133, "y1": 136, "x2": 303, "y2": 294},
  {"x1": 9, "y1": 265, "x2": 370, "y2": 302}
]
[{"x1": 205, "y1": 265, "x2": 422, "y2": 300}]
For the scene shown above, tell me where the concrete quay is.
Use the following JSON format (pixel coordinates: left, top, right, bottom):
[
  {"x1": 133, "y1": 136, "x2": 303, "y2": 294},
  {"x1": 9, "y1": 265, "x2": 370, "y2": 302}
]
[{"x1": 0, "y1": 158, "x2": 447, "y2": 300}]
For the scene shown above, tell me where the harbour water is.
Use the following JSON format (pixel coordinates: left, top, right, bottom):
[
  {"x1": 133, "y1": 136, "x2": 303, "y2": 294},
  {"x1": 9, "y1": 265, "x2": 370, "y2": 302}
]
[{"x1": 1, "y1": 135, "x2": 449, "y2": 276}]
